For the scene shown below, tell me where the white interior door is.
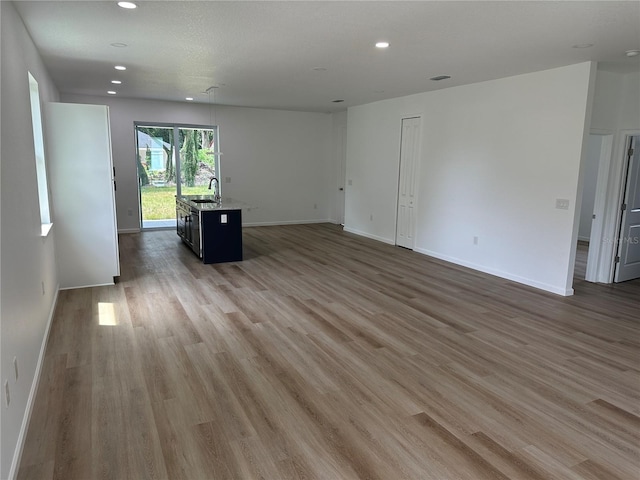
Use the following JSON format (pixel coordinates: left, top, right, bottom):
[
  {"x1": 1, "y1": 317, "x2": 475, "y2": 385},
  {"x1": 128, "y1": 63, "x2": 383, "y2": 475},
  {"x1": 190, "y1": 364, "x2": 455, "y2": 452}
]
[
  {"x1": 614, "y1": 135, "x2": 640, "y2": 282},
  {"x1": 396, "y1": 116, "x2": 421, "y2": 249},
  {"x1": 336, "y1": 124, "x2": 347, "y2": 225}
]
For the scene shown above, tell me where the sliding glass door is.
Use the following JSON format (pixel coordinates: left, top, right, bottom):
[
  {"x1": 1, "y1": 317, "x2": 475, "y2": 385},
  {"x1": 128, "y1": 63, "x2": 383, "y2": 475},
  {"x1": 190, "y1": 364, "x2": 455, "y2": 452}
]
[{"x1": 135, "y1": 124, "x2": 219, "y2": 229}]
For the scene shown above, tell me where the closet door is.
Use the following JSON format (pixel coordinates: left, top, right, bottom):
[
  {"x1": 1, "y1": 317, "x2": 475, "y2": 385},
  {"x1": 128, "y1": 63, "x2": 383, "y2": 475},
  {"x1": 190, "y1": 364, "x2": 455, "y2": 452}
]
[{"x1": 396, "y1": 116, "x2": 421, "y2": 249}]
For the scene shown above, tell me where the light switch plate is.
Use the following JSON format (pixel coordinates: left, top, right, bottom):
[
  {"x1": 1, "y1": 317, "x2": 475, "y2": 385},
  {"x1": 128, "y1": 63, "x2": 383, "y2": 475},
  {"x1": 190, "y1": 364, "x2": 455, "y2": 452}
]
[{"x1": 555, "y1": 198, "x2": 570, "y2": 210}]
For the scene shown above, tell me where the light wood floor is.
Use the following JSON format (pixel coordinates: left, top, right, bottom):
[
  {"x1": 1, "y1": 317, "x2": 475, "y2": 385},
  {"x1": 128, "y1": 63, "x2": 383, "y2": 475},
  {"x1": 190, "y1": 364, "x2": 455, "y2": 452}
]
[{"x1": 18, "y1": 224, "x2": 639, "y2": 480}]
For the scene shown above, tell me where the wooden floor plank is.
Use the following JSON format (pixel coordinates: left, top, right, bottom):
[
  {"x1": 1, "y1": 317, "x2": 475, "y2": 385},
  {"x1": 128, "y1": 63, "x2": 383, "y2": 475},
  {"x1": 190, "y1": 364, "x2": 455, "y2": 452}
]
[{"x1": 18, "y1": 224, "x2": 640, "y2": 479}]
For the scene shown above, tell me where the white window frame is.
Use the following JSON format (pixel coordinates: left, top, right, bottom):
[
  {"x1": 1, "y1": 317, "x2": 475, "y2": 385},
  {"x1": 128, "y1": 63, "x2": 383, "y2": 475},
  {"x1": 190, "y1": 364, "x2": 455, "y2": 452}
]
[{"x1": 28, "y1": 72, "x2": 53, "y2": 236}]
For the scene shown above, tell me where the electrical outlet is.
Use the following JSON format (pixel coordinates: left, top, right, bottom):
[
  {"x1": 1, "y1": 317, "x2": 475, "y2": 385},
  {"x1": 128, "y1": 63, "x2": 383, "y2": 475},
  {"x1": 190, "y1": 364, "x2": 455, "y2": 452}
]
[
  {"x1": 473, "y1": 236, "x2": 479, "y2": 245},
  {"x1": 225, "y1": 177, "x2": 231, "y2": 183},
  {"x1": 370, "y1": 214, "x2": 374, "y2": 221},
  {"x1": 127, "y1": 209, "x2": 133, "y2": 216},
  {"x1": 314, "y1": 204, "x2": 317, "y2": 210},
  {"x1": 348, "y1": 179, "x2": 353, "y2": 186},
  {"x1": 555, "y1": 198, "x2": 570, "y2": 210},
  {"x1": 4, "y1": 381, "x2": 9, "y2": 408},
  {"x1": 41, "y1": 281, "x2": 45, "y2": 296},
  {"x1": 13, "y1": 357, "x2": 18, "y2": 382}
]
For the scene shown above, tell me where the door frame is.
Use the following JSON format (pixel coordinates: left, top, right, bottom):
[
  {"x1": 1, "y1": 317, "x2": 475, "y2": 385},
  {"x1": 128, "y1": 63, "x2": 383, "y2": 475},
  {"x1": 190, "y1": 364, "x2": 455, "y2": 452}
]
[
  {"x1": 613, "y1": 134, "x2": 640, "y2": 282},
  {"x1": 583, "y1": 130, "x2": 614, "y2": 282},
  {"x1": 133, "y1": 121, "x2": 220, "y2": 230},
  {"x1": 591, "y1": 129, "x2": 640, "y2": 283}
]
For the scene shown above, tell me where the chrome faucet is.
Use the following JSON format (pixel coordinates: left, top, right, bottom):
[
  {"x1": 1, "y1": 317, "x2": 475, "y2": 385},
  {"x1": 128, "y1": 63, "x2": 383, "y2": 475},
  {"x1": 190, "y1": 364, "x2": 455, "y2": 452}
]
[{"x1": 208, "y1": 177, "x2": 221, "y2": 202}]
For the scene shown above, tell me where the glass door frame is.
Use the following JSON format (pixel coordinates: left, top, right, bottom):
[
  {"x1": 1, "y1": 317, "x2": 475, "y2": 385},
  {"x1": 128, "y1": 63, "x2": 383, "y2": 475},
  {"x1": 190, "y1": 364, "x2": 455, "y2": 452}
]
[{"x1": 134, "y1": 121, "x2": 220, "y2": 230}]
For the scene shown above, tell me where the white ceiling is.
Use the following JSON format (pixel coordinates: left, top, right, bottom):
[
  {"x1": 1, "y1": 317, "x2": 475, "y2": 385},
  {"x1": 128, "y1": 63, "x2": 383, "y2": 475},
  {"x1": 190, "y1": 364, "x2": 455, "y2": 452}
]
[{"x1": 14, "y1": 1, "x2": 640, "y2": 112}]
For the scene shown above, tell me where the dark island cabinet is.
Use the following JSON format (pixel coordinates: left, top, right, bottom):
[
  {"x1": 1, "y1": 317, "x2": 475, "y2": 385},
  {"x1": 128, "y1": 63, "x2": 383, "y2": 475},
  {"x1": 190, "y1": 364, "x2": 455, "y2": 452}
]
[{"x1": 200, "y1": 209, "x2": 243, "y2": 264}]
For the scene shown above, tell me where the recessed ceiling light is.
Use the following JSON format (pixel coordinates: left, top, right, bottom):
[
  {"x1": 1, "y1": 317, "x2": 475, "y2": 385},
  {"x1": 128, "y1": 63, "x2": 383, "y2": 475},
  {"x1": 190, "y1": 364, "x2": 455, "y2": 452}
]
[
  {"x1": 572, "y1": 43, "x2": 594, "y2": 49},
  {"x1": 117, "y1": 2, "x2": 137, "y2": 9},
  {"x1": 430, "y1": 75, "x2": 451, "y2": 81},
  {"x1": 332, "y1": 99, "x2": 345, "y2": 103},
  {"x1": 107, "y1": 91, "x2": 117, "y2": 95},
  {"x1": 625, "y1": 49, "x2": 640, "y2": 57},
  {"x1": 186, "y1": 97, "x2": 194, "y2": 101},
  {"x1": 375, "y1": 41, "x2": 389, "y2": 49},
  {"x1": 114, "y1": 65, "x2": 126, "y2": 71},
  {"x1": 110, "y1": 42, "x2": 127, "y2": 48},
  {"x1": 111, "y1": 80, "x2": 122, "y2": 84}
]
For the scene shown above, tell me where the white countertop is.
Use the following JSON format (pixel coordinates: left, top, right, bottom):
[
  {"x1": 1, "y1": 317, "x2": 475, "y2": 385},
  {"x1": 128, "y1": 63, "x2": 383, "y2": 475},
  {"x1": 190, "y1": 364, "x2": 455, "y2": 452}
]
[{"x1": 177, "y1": 195, "x2": 246, "y2": 212}]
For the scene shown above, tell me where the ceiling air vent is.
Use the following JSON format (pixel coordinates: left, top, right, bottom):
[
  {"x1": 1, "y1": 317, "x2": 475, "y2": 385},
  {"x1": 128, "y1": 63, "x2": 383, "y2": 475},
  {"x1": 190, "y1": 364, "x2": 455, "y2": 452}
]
[{"x1": 430, "y1": 75, "x2": 451, "y2": 81}]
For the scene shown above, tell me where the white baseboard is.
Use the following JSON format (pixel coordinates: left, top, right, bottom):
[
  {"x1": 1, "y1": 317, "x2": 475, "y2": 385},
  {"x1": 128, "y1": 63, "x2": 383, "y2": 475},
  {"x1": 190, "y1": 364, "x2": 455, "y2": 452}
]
[
  {"x1": 414, "y1": 248, "x2": 573, "y2": 296},
  {"x1": 9, "y1": 285, "x2": 60, "y2": 480},
  {"x1": 342, "y1": 227, "x2": 395, "y2": 245},
  {"x1": 118, "y1": 228, "x2": 141, "y2": 234},
  {"x1": 59, "y1": 280, "x2": 115, "y2": 291},
  {"x1": 243, "y1": 219, "x2": 332, "y2": 227}
]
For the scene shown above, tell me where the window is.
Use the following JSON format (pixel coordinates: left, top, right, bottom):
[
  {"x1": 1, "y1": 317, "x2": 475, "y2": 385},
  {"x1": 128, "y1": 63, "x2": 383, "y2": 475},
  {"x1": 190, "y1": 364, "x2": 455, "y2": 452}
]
[{"x1": 28, "y1": 72, "x2": 52, "y2": 236}]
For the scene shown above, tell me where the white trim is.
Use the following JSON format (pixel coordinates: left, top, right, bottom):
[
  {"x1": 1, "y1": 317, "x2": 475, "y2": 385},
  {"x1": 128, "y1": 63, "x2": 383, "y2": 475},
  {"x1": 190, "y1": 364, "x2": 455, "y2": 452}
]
[
  {"x1": 8, "y1": 285, "x2": 60, "y2": 480},
  {"x1": 243, "y1": 219, "x2": 332, "y2": 227},
  {"x1": 59, "y1": 281, "x2": 115, "y2": 290},
  {"x1": 415, "y1": 248, "x2": 574, "y2": 296},
  {"x1": 343, "y1": 227, "x2": 395, "y2": 245},
  {"x1": 118, "y1": 228, "x2": 141, "y2": 234}
]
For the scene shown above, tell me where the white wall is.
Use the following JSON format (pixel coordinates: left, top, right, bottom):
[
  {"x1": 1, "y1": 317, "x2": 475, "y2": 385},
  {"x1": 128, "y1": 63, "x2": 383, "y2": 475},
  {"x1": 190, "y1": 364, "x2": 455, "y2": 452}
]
[
  {"x1": 345, "y1": 62, "x2": 595, "y2": 295},
  {"x1": 1, "y1": 3, "x2": 60, "y2": 478},
  {"x1": 61, "y1": 94, "x2": 335, "y2": 231},
  {"x1": 578, "y1": 135, "x2": 603, "y2": 241},
  {"x1": 591, "y1": 69, "x2": 640, "y2": 132}
]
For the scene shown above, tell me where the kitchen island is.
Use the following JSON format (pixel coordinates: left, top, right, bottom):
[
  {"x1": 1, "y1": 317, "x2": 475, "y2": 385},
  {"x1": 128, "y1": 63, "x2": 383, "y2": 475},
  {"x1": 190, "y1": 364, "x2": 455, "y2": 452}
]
[{"x1": 176, "y1": 195, "x2": 243, "y2": 264}]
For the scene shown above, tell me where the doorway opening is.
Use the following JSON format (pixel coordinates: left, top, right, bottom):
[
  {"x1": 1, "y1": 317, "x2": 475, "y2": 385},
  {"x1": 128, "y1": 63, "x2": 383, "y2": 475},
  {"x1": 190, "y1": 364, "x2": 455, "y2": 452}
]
[
  {"x1": 575, "y1": 133, "x2": 613, "y2": 281},
  {"x1": 135, "y1": 123, "x2": 220, "y2": 229},
  {"x1": 574, "y1": 131, "x2": 640, "y2": 287}
]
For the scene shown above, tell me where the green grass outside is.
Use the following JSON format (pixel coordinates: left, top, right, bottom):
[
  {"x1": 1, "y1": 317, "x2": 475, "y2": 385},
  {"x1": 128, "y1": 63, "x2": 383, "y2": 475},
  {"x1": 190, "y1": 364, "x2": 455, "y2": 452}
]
[{"x1": 141, "y1": 185, "x2": 211, "y2": 220}]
